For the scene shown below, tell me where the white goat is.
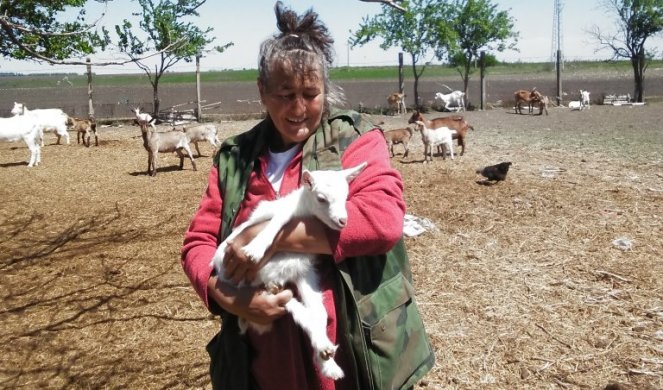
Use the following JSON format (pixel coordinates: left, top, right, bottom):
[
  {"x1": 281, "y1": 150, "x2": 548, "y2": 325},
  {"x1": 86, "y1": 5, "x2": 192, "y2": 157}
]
[
  {"x1": 210, "y1": 162, "x2": 368, "y2": 380},
  {"x1": 434, "y1": 90, "x2": 465, "y2": 112},
  {"x1": 568, "y1": 101, "x2": 583, "y2": 110},
  {"x1": 11, "y1": 102, "x2": 70, "y2": 145},
  {"x1": 580, "y1": 89, "x2": 591, "y2": 109},
  {"x1": 133, "y1": 107, "x2": 157, "y2": 130},
  {"x1": 182, "y1": 124, "x2": 220, "y2": 157},
  {"x1": 140, "y1": 124, "x2": 196, "y2": 176},
  {"x1": 0, "y1": 115, "x2": 42, "y2": 167},
  {"x1": 413, "y1": 120, "x2": 456, "y2": 162}
]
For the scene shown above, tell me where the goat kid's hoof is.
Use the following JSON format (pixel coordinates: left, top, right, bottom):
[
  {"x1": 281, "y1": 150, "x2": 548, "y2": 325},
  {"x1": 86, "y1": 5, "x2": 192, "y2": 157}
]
[
  {"x1": 320, "y1": 359, "x2": 344, "y2": 380},
  {"x1": 264, "y1": 283, "x2": 284, "y2": 295},
  {"x1": 319, "y1": 345, "x2": 338, "y2": 361},
  {"x1": 241, "y1": 242, "x2": 267, "y2": 262}
]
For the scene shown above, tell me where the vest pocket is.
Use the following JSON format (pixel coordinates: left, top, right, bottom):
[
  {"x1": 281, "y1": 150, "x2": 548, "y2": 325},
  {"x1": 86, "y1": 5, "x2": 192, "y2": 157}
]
[{"x1": 357, "y1": 273, "x2": 433, "y2": 389}]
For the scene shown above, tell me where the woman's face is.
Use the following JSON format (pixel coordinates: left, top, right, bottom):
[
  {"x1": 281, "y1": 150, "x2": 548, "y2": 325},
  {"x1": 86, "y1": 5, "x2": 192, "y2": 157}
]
[{"x1": 259, "y1": 65, "x2": 325, "y2": 151}]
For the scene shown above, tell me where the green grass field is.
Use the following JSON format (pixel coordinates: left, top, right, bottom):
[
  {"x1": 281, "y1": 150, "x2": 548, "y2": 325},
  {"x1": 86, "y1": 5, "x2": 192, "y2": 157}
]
[{"x1": 1, "y1": 60, "x2": 659, "y2": 89}]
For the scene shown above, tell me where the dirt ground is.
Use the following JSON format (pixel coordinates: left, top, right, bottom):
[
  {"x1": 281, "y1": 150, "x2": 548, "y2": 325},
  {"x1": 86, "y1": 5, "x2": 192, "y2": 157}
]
[{"x1": 1, "y1": 99, "x2": 662, "y2": 389}]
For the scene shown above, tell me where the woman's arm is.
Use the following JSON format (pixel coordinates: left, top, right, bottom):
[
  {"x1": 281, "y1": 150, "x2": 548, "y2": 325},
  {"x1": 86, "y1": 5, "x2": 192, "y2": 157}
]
[{"x1": 331, "y1": 129, "x2": 406, "y2": 260}]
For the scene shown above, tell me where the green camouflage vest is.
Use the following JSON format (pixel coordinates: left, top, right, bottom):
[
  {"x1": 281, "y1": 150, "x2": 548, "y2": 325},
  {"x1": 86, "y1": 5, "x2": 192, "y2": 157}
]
[{"x1": 207, "y1": 108, "x2": 435, "y2": 390}]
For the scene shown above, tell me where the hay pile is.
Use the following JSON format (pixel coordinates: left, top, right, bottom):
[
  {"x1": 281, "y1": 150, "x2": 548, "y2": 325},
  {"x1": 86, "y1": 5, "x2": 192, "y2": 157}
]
[{"x1": 0, "y1": 104, "x2": 661, "y2": 389}]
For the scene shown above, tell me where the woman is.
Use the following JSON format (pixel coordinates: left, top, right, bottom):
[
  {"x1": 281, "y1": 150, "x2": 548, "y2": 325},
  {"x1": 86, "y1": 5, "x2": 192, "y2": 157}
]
[{"x1": 181, "y1": 2, "x2": 434, "y2": 389}]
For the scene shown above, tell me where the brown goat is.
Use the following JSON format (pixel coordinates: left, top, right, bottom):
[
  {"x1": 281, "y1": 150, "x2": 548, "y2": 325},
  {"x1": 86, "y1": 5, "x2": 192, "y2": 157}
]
[
  {"x1": 514, "y1": 88, "x2": 545, "y2": 114},
  {"x1": 386, "y1": 92, "x2": 406, "y2": 115},
  {"x1": 383, "y1": 127, "x2": 413, "y2": 158},
  {"x1": 68, "y1": 116, "x2": 98, "y2": 147},
  {"x1": 530, "y1": 94, "x2": 549, "y2": 116},
  {"x1": 407, "y1": 111, "x2": 474, "y2": 156}
]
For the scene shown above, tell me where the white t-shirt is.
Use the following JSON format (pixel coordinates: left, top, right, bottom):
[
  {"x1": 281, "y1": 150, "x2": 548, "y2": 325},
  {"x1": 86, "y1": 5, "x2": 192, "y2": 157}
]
[{"x1": 266, "y1": 145, "x2": 301, "y2": 193}]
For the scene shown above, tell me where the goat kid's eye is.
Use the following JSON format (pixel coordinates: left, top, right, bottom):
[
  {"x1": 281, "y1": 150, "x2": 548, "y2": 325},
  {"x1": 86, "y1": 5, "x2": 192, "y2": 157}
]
[{"x1": 316, "y1": 194, "x2": 328, "y2": 204}]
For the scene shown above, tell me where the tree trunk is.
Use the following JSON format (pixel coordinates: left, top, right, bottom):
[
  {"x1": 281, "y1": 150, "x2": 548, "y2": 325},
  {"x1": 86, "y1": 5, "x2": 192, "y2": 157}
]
[
  {"x1": 410, "y1": 54, "x2": 421, "y2": 109},
  {"x1": 152, "y1": 79, "x2": 161, "y2": 118},
  {"x1": 462, "y1": 61, "x2": 471, "y2": 108},
  {"x1": 631, "y1": 49, "x2": 645, "y2": 103}
]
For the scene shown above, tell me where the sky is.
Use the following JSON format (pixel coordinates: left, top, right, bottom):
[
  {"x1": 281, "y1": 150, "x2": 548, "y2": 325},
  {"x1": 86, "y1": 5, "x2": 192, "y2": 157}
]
[{"x1": 1, "y1": 1, "x2": 662, "y2": 75}]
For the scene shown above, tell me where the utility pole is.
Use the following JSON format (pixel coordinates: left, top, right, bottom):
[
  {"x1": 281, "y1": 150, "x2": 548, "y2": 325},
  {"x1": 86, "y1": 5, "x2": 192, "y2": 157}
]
[
  {"x1": 196, "y1": 53, "x2": 202, "y2": 122},
  {"x1": 551, "y1": 0, "x2": 564, "y2": 106},
  {"x1": 86, "y1": 58, "x2": 94, "y2": 119},
  {"x1": 551, "y1": 0, "x2": 564, "y2": 70}
]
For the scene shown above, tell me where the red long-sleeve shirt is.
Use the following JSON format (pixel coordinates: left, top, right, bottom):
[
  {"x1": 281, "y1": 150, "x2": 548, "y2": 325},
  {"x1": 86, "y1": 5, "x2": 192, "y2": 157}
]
[{"x1": 181, "y1": 128, "x2": 405, "y2": 390}]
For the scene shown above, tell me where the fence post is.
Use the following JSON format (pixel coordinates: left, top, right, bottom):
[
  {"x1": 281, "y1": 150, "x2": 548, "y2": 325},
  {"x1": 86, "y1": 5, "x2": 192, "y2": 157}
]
[
  {"x1": 398, "y1": 52, "x2": 404, "y2": 97},
  {"x1": 556, "y1": 50, "x2": 562, "y2": 106},
  {"x1": 480, "y1": 51, "x2": 486, "y2": 111},
  {"x1": 86, "y1": 58, "x2": 95, "y2": 118},
  {"x1": 196, "y1": 53, "x2": 202, "y2": 122}
]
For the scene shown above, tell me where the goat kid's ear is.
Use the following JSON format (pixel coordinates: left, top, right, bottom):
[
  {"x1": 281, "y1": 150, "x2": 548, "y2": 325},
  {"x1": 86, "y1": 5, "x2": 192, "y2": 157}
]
[
  {"x1": 302, "y1": 170, "x2": 315, "y2": 189},
  {"x1": 344, "y1": 162, "x2": 368, "y2": 182}
]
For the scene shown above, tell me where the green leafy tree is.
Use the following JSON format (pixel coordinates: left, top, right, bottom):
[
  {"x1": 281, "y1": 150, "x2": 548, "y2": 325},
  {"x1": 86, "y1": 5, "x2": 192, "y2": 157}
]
[
  {"x1": 0, "y1": 0, "x2": 110, "y2": 64},
  {"x1": 437, "y1": 0, "x2": 517, "y2": 106},
  {"x1": 590, "y1": 0, "x2": 663, "y2": 102},
  {"x1": 350, "y1": 0, "x2": 456, "y2": 108},
  {"x1": 114, "y1": 0, "x2": 232, "y2": 115}
]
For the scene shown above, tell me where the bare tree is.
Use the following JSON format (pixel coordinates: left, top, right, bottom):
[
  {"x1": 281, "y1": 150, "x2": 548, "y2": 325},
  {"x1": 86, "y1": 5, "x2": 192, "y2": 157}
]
[{"x1": 590, "y1": 0, "x2": 663, "y2": 102}]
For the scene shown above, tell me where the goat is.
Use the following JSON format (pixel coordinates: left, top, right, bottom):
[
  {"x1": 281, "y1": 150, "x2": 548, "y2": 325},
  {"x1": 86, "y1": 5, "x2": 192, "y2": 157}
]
[
  {"x1": 68, "y1": 116, "x2": 98, "y2": 147},
  {"x1": 411, "y1": 120, "x2": 456, "y2": 162},
  {"x1": 513, "y1": 88, "x2": 543, "y2": 115},
  {"x1": 210, "y1": 162, "x2": 368, "y2": 380},
  {"x1": 531, "y1": 94, "x2": 549, "y2": 116},
  {"x1": 407, "y1": 110, "x2": 473, "y2": 156},
  {"x1": 139, "y1": 124, "x2": 196, "y2": 176},
  {"x1": 568, "y1": 101, "x2": 583, "y2": 110},
  {"x1": 386, "y1": 92, "x2": 406, "y2": 115},
  {"x1": 580, "y1": 90, "x2": 591, "y2": 109},
  {"x1": 383, "y1": 127, "x2": 413, "y2": 158},
  {"x1": 11, "y1": 102, "x2": 70, "y2": 145},
  {"x1": 0, "y1": 115, "x2": 42, "y2": 167},
  {"x1": 182, "y1": 124, "x2": 220, "y2": 157},
  {"x1": 434, "y1": 90, "x2": 465, "y2": 112},
  {"x1": 133, "y1": 107, "x2": 157, "y2": 130}
]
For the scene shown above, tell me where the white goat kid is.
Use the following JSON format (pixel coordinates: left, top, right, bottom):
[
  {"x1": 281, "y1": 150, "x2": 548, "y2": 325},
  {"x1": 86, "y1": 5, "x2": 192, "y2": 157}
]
[
  {"x1": 133, "y1": 107, "x2": 157, "y2": 130},
  {"x1": 0, "y1": 115, "x2": 42, "y2": 167},
  {"x1": 580, "y1": 89, "x2": 591, "y2": 109},
  {"x1": 11, "y1": 102, "x2": 70, "y2": 145},
  {"x1": 568, "y1": 101, "x2": 583, "y2": 110},
  {"x1": 413, "y1": 120, "x2": 456, "y2": 162},
  {"x1": 210, "y1": 162, "x2": 368, "y2": 380},
  {"x1": 434, "y1": 90, "x2": 465, "y2": 112}
]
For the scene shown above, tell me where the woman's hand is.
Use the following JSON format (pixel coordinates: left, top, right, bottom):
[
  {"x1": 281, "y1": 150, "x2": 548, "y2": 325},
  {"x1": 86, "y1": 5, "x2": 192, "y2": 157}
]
[
  {"x1": 222, "y1": 221, "x2": 274, "y2": 284},
  {"x1": 208, "y1": 275, "x2": 292, "y2": 325}
]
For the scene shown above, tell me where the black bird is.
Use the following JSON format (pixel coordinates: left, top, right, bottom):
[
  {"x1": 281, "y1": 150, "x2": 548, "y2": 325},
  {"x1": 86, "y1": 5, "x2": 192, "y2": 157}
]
[{"x1": 476, "y1": 162, "x2": 512, "y2": 183}]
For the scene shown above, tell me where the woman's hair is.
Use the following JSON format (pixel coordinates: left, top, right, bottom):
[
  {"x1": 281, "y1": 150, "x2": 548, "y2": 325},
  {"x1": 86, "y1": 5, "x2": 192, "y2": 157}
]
[{"x1": 258, "y1": 1, "x2": 345, "y2": 109}]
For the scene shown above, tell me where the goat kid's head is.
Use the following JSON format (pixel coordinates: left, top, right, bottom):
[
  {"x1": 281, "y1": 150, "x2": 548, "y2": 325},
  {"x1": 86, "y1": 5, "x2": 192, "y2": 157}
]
[
  {"x1": 11, "y1": 102, "x2": 25, "y2": 116},
  {"x1": 301, "y1": 162, "x2": 368, "y2": 230},
  {"x1": 407, "y1": 111, "x2": 423, "y2": 124},
  {"x1": 412, "y1": 121, "x2": 425, "y2": 131}
]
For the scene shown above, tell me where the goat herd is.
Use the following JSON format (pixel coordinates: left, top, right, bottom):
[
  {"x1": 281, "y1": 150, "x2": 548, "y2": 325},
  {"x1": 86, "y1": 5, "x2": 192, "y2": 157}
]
[
  {"x1": 382, "y1": 88, "x2": 591, "y2": 182},
  {"x1": 2, "y1": 87, "x2": 591, "y2": 175},
  {"x1": 0, "y1": 103, "x2": 220, "y2": 175}
]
